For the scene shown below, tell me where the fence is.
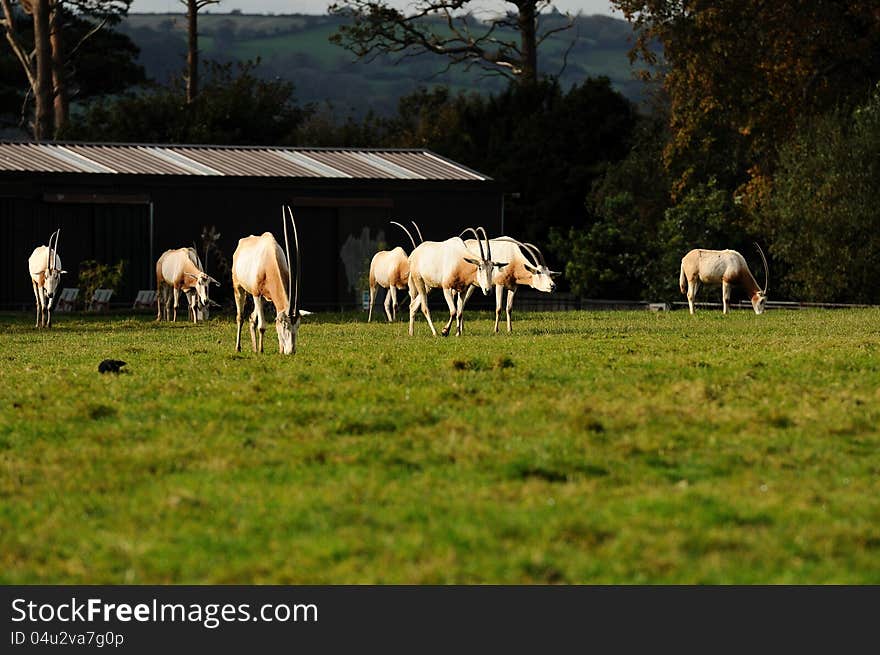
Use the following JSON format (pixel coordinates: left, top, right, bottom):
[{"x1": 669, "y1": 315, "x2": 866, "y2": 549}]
[{"x1": 489, "y1": 290, "x2": 878, "y2": 312}]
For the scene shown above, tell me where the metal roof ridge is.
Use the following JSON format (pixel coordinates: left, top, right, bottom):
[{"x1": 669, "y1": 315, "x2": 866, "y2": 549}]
[
  {"x1": 0, "y1": 140, "x2": 437, "y2": 154},
  {"x1": 350, "y1": 152, "x2": 424, "y2": 180},
  {"x1": 0, "y1": 142, "x2": 495, "y2": 181},
  {"x1": 146, "y1": 146, "x2": 223, "y2": 175},
  {"x1": 421, "y1": 150, "x2": 490, "y2": 181},
  {"x1": 275, "y1": 151, "x2": 351, "y2": 178},
  {"x1": 43, "y1": 144, "x2": 117, "y2": 174}
]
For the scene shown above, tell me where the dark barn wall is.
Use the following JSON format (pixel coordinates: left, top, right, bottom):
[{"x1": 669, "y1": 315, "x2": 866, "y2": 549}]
[
  {"x1": 0, "y1": 174, "x2": 502, "y2": 310},
  {"x1": 0, "y1": 195, "x2": 151, "y2": 310}
]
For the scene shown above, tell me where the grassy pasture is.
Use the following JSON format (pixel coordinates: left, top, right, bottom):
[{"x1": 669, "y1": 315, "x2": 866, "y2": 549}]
[{"x1": 1, "y1": 308, "x2": 879, "y2": 583}]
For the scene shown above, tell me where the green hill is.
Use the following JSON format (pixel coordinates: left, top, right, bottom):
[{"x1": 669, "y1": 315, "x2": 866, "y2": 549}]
[{"x1": 118, "y1": 11, "x2": 647, "y2": 116}]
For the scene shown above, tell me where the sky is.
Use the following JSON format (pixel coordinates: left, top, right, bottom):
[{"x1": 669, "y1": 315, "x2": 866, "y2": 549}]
[{"x1": 128, "y1": 1, "x2": 620, "y2": 17}]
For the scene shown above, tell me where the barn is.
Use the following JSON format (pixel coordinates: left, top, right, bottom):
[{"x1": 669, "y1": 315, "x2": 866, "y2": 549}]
[{"x1": 0, "y1": 142, "x2": 503, "y2": 310}]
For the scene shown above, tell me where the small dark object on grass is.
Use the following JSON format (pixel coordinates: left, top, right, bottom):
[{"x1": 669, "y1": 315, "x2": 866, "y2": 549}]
[{"x1": 98, "y1": 359, "x2": 127, "y2": 374}]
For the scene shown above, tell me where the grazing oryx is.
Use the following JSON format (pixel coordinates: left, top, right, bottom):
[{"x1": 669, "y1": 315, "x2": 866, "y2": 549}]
[
  {"x1": 28, "y1": 229, "x2": 67, "y2": 328},
  {"x1": 459, "y1": 236, "x2": 561, "y2": 332},
  {"x1": 679, "y1": 244, "x2": 769, "y2": 315},
  {"x1": 231, "y1": 205, "x2": 302, "y2": 355},
  {"x1": 407, "y1": 226, "x2": 507, "y2": 337},
  {"x1": 367, "y1": 220, "x2": 423, "y2": 323},
  {"x1": 155, "y1": 247, "x2": 219, "y2": 323}
]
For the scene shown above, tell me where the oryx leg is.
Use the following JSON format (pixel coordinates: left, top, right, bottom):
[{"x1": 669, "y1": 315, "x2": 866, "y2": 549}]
[
  {"x1": 172, "y1": 287, "x2": 180, "y2": 322},
  {"x1": 368, "y1": 283, "x2": 377, "y2": 323},
  {"x1": 687, "y1": 278, "x2": 699, "y2": 315},
  {"x1": 441, "y1": 287, "x2": 458, "y2": 337},
  {"x1": 392, "y1": 286, "x2": 400, "y2": 322},
  {"x1": 251, "y1": 295, "x2": 266, "y2": 353},
  {"x1": 454, "y1": 290, "x2": 466, "y2": 336},
  {"x1": 410, "y1": 277, "x2": 437, "y2": 337},
  {"x1": 384, "y1": 286, "x2": 394, "y2": 323},
  {"x1": 408, "y1": 277, "x2": 418, "y2": 336},
  {"x1": 162, "y1": 287, "x2": 171, "y2": 321},
  {"x1": 505, "y1": 286, "x2": 517, "y2": 332},
  {"x1": 248, "y1": 307, "x2": 258, "y2": 352},
  {"x1": 156, "y1": 284, "x2": 163, "y2": 321},
  {"x1": 493, "y1": 284, "x2": 503, "y2": 333},
  {"x1": 39, "y1": 289, "x2": 49, "y2": 328},
  {"x1": 32, "y1": 282, "x2": 42, "y2": 328},
  {"x1": 233, "y1": 285, "x2": 248, "y2": 352},
  {"x1": 456, "y1": 285, "x2": 476, "y2": 336},
  {"x1": 722, "y1": 280, "x2": 731, "y2": 315}
]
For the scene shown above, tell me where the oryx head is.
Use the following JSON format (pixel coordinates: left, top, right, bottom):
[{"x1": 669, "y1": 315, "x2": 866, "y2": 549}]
[
  {"x1": 278, "y1": 205, "x2": 302, "y2": 355},
  {"x1": 184, "y1": 271, "x2": 220, "y2": 309},
  {"x1": 752, "y1": 243, "x2": 769, "y2": 315},
  {"x1": 497, "y1": 237, "x2": 561, "y2": 293},
  {"x1": 460, "y1": 226, "x2": 508, "y2": 296},
  {"x1": 44, "y1": 229, "x2": 67, "y2": 309}
]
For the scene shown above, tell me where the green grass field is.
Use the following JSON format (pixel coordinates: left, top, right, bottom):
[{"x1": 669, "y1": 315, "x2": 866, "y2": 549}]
[{"x1": 2, "y1": 308, "x2": 879, "y2": 583}]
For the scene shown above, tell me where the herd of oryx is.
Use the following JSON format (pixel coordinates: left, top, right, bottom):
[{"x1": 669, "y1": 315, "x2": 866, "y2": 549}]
[{"x1": 27, "y1": 204, "x2": 771, "y2": 355}]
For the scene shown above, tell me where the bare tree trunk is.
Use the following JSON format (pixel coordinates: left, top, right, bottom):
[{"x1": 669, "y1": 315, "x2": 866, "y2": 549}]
[
  {"x1": 517, "y1": 1, "x2": 538, "y2": 85},
  {"x1": 32, "y1": 0, "x2": 53, "y2": 139},
  {"x1": 50, "y1": 2, "x2": 68, "y2": 135},
  {"x1": 186, "y1": 0, "x2": 198, "y2": 103}
]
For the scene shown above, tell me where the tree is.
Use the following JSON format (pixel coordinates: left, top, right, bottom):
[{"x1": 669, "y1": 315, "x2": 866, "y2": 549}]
[
  {"x1": 610, "y1": 0, "x2": 880, "y2": 201},
  {"x1": 1, "y1": 0, "x2": 52, "y2": 138},
  {"x1": 64, "y1": 60, "x2": 310, "y2": 145},
  {"x1": 760, "y1": 85, "x2": 880, "y2": 303},
  {"x1": 550, "y1": 112, "x2": 670, "y2": 299},
  {"x1": 181, "y1": 0, "x2": 219, "y2": 104},
  {"x1": 1, "y1": 8, "x2": 144, "y2": 135},
  {"x1": 0, "y1": 0, "x2": 132, "y2": 138},
  {"x1": 328, "y1": 1, "x2": 575, "y2": 85},
  {"x1": 51, "y1": 2, "x2": 134, "y2": 132}
]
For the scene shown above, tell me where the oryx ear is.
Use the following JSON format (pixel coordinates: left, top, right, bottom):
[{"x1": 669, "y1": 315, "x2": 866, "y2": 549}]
[
  {"x1": 463, "y1": 257, "x2": 480, "y2": 265},
  {"x1": 208, "y1": 276, "x2": 220, "y2": 286},
  {"x1": 492, "y1": 261, "x2": 509, "y2": 268},
  {"x1": 549, "y1": 270, "x2": 562, "y2": 277},
  {"x1": 524, "y1": 263, "x2": 539, "y2": 274},
  {"x1": 184, "y1": 272, "x2": 198, "y2": 279}
]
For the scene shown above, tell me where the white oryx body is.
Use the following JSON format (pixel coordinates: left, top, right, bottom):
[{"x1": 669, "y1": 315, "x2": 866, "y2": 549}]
[
  {"x1": 407, "y1": 227, "x2": 506, "y2": 337},
  {"x1": 368, "y1": 247, "x2": 409, "y2": 322},
  {"x1": 231, "y1": 207, "x2": 302, "y2": 355},
  {"x1": 367, "y1": 221, "x2": 423, "y2": 322},
  {"x1": 155, "y1": 247, "x2": 218, "y2": 323},
  {"x1": 460, "y1": 236, "x2": 560, "y2": 332},
  {"x1": 28, "y1": 229, "x2": 66, "y2": 328},
  {"x1": 679, "y1": 246, "x2": 769, "y2": 315}
]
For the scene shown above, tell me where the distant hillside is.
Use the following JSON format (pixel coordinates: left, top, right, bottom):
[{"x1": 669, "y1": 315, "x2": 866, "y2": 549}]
[{"x1": 118, "y1": 12, "x2": 646, "y2": 116}]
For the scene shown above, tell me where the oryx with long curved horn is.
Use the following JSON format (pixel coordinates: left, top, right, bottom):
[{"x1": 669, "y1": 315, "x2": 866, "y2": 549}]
[
  {"x1": 367, "y1": 220, "x2": 423, "y2": 322},
  {"x1": 407, "y1": 225, "x2": 507, "y2": 337},
  {"x1": 458, "y1": 235, "x2": 561, "y2": 332},
  {"x1": 231, "y1": 205, "x2": 302, "y2": 354},
  {"x1": 679, "y1": 244, "x2": 769, "y2": 315},
  {"x1": 155, "y1": 247, "x2": 220, "y2": 323},
  {"x1": 27, "y1": 228, "x2": 67, "y2": 328}
]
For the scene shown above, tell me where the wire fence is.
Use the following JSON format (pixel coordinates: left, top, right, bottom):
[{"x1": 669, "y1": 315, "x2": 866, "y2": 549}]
[{"x1": 4, "y1": 292, "x2": 878, "y2": 314}]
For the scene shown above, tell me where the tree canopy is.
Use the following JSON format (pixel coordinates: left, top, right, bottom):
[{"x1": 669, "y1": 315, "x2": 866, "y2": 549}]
[
  {"x1": 328, "y1": 1, "x2": 575, "y2": 85},
  {"x1": 611, "y1": 0, "x2": 880, "y2": 199}
]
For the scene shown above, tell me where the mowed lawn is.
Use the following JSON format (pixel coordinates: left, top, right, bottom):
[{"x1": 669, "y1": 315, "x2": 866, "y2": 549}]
[{"x1": 1, "y1": 308, "x2": 879, "y2": 583}]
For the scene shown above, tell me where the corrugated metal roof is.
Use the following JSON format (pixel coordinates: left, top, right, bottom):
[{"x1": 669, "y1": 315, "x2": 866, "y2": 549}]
[{"x1": 0, "y1": 142, "x2": 490, "y2": 182}]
